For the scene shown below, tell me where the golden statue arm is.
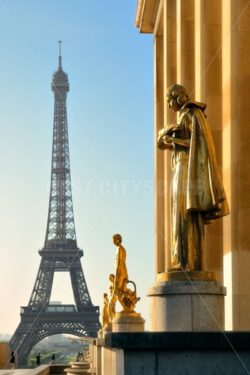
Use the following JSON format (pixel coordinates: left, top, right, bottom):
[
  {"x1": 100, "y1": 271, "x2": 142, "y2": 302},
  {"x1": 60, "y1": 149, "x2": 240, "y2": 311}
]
[
  {"x1": 158, "y1": 133, "x2": 190, "y2": 149},
  {"x1": 169, "y1": 136, "x2": 190, "y2": 148}
]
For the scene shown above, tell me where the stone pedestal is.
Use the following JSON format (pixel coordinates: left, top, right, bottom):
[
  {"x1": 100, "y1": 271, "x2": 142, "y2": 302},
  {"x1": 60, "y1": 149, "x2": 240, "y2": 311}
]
[
  {"x1": 69, "y1": 361, "x2": 90, "y2": 369},
  {"x1": 112, "y1": 312, "x2": 145, "y2": 333},
  {"x1": 99, "y1": 331, "x2": 250, "y2": 375},
  {"x1": 64, "y1": 361, "x2": 90, "y2": 375},
  {"x1": 148, "y1": 271, "x2": 226, "y2": 331}
]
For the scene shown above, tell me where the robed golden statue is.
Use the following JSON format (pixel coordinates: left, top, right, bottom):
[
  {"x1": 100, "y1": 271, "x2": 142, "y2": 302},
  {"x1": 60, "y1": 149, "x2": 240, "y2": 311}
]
[
  {"x1": 100, "y1": 235, "x2": 140, "y2": 328},
  {"x1": 113, "y1": 234, "x2": 128, "y2": 293},
  {"x1": 111, "y1": 234, "x2": 140, "y2": 314},
  {"x1": 158, "y1": 84, "x2": 229, "y2": 271},
  {"x1": 101, "y1": 293, "x2": 110, "y2": 327}
]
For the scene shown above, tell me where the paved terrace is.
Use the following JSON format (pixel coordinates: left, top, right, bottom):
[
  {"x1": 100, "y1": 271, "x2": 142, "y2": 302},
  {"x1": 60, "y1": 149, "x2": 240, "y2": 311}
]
[{"x1": 0, "y1": 365, "x2": 66, "y2": 375}]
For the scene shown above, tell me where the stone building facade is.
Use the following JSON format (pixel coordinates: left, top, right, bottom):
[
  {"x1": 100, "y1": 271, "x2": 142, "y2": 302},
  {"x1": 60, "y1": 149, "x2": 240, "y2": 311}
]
[{"x1": 136, "y1": 0, "x2": 250, "y2": 331}]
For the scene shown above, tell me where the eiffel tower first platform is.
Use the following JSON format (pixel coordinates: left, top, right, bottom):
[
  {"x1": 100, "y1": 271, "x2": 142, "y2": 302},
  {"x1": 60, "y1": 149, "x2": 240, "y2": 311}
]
[{"x1": 9, "y1": 43, "x2": 100, "y2": 367}]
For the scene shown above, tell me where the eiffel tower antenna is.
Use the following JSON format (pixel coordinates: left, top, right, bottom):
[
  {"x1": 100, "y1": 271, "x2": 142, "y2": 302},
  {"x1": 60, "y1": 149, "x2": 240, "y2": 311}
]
[
  {"x1": 9, "y1": 44, "x2": 100, "y2": 367},
  {"x1": 58, "y1": 40, "x2": 62, "y2": 68}
]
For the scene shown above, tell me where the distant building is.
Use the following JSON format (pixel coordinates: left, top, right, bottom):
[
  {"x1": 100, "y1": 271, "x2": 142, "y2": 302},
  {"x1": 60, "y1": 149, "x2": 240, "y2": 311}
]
[{"x1": 0, "y1": 342, "x2": 9, "y2": 369}]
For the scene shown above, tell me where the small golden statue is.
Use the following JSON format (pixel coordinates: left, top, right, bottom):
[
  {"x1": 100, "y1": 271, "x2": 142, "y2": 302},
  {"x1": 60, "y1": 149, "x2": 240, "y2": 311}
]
[
  {"x1": 110, "y1": 234, "x2": 140, "y2": 314},
  {"x1": 100, "y1": 234, "x2": 140, "y2": 329},
  {"x1": 101, "y1": 293, "x2": 110, "y2": 327},
  {"x1": 108, "y1": 274, "x2": 116, "y2": 321}
]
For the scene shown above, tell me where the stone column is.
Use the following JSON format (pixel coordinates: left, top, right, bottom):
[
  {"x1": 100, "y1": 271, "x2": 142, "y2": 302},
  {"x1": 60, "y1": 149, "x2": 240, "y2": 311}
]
[
  {"x1": 163, "y1": 0, "x2": 177, "y2": 271},
  {"x1": 101, "y1": 348, "x2": 124, "y2": 375},
  {"x1": 222, "y1": 0, "x2": 250, "y2": 330},
  {"x1": 148, "y1": 0, "x2": 226, "y2": 331},
  {"x1": 195, "y1": 0, "x2": 223, "y2": 280},
  {"x1": 176, "y1": 0, "x2": 195, "y2": 92},
  {"x1": 154, "y1": 11, "x2": 166, "y2": 273}
]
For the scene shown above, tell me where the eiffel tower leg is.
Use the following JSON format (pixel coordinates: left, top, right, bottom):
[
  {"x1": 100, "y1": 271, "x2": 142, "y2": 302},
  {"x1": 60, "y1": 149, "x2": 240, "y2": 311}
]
[
  {"x1": 29, "y1": 257, "x2": 54, "y2": 307},
  {"x1": 9, "y1": 317, "x2": 41, "y2": 367},
  {"x1": 9, "y1": 257, "x2": 54, "y2": 366},
  {"x1": 70, "y1": 259, "x2": 92, "y2": 308}
]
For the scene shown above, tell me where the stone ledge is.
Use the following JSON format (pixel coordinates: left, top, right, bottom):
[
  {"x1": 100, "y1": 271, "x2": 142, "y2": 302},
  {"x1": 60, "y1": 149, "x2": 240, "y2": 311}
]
[
  {"x1": 104, "y1": 332, "x2": 250, "y2": 350},
  {"x1": 148, "y1": 280, "x2": 226, "y2": 296},
  {"x1": 135, "y1": 0, "x2": 160, "y2": 33}
]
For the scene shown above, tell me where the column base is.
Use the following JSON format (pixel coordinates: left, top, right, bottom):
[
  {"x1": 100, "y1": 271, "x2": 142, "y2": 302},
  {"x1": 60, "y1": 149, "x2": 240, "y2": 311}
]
[
  {"x1": 148, "y1": 272, "x2": 226, "y2": 331},
  {"x1": 112, "y1": 311, "x2": 145, "y2": 333},
  {"x1": 157, "y1": 270, "x2": 217, "y2": 282}
]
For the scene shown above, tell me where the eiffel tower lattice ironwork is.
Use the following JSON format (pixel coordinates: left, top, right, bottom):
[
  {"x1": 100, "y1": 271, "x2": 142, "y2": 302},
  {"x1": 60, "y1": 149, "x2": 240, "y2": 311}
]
[{"x1": 9, "y1": 43, "x2": 100, "y2": 367}]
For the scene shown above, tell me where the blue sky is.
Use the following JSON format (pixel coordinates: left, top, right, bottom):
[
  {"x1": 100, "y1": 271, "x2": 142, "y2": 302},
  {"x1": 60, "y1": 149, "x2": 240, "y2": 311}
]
[{"x1": 0, "y1": 1, "x2": 154, "y2": 334}]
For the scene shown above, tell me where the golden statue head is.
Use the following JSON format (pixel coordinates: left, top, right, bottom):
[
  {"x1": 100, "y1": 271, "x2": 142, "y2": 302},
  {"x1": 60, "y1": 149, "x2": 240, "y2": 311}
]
[
  {"x1": 166, "y1": 84, "x2": 189, "y2": 112},
  {"x1": 113, "y1": 233, "x2": 122, "y2": 246},
  {"x1": 109, "y1": 274, "x2": 115, "y2": 282}
]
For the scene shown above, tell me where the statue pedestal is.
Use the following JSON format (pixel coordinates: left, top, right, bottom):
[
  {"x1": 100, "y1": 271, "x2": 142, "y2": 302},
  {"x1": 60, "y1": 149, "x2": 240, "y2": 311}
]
[
  {"x1": 148, "y1": 271, "x2": 226, "y2": 332},
  {"x1": 64, "y1": 361, "x2": 90, "y2": 375},
  {"x1": 112, "y1": 312, "x2": 145, "y2": 333}
]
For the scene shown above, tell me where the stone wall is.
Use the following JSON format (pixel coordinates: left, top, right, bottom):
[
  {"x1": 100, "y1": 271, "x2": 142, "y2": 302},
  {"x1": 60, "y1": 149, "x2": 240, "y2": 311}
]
[{"x1": 99, "y1": 332, "x2": 250, "y2": 375}]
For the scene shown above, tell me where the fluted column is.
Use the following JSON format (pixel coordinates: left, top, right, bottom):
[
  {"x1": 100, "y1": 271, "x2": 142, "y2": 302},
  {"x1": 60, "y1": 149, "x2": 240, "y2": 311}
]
[
  {"x1": 163, "y1": 0, "x2": 177, "y2": 270},
  {"x1": 176, "y1": 0, "x2": 195, "y2": 92},
  {"x1": 195, "y1": 0, "x2": 223, "y2": 279},
  {"x1": 222, "y1": 0, "x2": 250, "y2": 330},
  {"x1": 154, "y1": 3, "x2": 165, "y2": 273},
  {"x1": 154, "y1": 0, "x2": 177, "y2": 273}
]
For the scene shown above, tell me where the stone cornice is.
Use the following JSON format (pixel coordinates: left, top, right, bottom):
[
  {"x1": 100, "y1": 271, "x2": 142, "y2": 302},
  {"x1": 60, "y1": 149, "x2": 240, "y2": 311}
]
[{"x1": 135, "y1": 0, "x2": 161, "y2": 33}]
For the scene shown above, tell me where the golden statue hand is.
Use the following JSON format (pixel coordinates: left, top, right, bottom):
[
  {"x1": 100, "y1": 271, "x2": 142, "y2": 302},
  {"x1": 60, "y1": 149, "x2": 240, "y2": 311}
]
[
  {"x1": 158, "y1": 124, "x2": 179, "y2": 139},
  {"x1": 158, "y1": 133, "x2": 190, "y2": 149},
  {"x1": 157, "y1": 135, "x2": 174, "y2": 150},
  {"x1": 158, "y1": 128, "x2": 168, "y2": 139}
]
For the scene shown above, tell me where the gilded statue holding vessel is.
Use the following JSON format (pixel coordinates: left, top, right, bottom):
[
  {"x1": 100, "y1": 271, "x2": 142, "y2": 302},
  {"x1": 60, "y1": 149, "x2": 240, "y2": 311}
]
[
  {"x1": 101, "y1": 234, "x2": 140, "y2": 328},
  {"x1": 158, "y1": 84, "x2": 229, "y2": 272}
]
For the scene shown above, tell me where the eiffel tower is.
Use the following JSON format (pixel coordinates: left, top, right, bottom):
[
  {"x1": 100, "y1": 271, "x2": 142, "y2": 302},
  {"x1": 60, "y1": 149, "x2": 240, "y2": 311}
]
[{"x1": 9, "y1": 42, "x2": 100, "y2": 367}]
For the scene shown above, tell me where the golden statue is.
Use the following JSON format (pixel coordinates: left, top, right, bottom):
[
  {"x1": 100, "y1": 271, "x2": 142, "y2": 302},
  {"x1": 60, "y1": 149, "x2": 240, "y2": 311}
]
[
  {"x1": 113, "y1": 234, "x2": 128, "y2": 292},
  {"x1": 111, "y1": 234, "x2": 140, "y2": 314},
  {"x1": 108, "y1": 274, "x2": 116, "y2": 321},
  {"x1": 158, "y1": 84, "x2": 229, "y2": 271},
  {"x1": 101, "y1": 293, "x2": 110, "y2": 327}
]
